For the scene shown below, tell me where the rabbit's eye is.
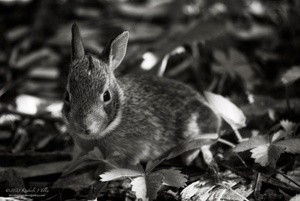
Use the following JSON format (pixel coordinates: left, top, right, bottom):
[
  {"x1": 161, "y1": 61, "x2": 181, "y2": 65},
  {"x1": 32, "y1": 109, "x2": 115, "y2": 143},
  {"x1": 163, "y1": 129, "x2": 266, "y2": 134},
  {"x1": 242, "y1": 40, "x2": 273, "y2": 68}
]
[
  {"x1": 64, "y1": 91, "x2": 70, "y2": 103},
  {"x1": 103, "y1": 90, "x2": 111, "y2": 102}
]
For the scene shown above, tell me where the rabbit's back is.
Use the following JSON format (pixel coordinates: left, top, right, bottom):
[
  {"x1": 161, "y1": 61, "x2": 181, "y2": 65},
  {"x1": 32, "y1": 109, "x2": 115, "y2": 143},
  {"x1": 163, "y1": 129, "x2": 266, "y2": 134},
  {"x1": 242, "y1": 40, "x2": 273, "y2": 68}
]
[{"x1": 104, "y1": 74, "x2": 220, "y2": 161}]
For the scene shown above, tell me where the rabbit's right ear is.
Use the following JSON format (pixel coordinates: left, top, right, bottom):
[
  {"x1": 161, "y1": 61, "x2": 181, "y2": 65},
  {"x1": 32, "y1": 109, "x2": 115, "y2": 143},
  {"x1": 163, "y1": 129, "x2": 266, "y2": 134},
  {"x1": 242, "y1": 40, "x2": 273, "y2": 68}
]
[
  {"x1": 104, "y1": 31, "x2": 129, "y2": 71},
  {"x1": 71, "y1": 23, "x2": 85, "y2": 62}
]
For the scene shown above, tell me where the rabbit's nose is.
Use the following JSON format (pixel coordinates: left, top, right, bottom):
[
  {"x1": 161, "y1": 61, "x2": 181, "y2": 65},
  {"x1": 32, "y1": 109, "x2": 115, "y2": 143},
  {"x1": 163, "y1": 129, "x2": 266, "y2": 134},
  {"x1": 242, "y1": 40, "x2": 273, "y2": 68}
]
[
  {"x1": 80, "y1": 121, "x2": 97, "y2": 135},
  {"x1": 77, "y1": 122, "x2": 92, "y2": 135}
]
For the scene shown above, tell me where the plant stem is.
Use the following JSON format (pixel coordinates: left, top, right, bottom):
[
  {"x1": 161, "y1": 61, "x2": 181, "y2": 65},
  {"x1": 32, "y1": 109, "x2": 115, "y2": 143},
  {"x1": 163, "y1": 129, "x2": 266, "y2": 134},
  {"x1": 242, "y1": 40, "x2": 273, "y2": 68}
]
[
  {"x1": 217, "y1": 138, "x2": 235, "y2": 147},
  {"x1": 233, "y1": 128, "x2": 243, "y2": 142}
]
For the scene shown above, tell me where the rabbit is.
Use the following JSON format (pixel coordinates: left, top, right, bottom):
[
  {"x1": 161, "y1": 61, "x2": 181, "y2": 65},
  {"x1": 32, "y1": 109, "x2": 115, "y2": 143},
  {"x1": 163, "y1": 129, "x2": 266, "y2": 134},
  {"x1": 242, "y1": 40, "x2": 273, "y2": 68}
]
[{"x1": 62, "y1": 23, "x2": 221, "y2": 165}]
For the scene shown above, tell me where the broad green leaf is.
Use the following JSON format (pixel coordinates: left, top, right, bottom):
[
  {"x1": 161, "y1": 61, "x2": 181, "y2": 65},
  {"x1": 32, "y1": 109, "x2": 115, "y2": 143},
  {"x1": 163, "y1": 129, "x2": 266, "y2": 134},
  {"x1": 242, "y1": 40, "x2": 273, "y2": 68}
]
[
  {"x1": 204, "y1": 91, "x2": 246, "y2": 130},
  {"x1": 145, "y1": 159, "x2": 165, "y2": 174},
  {"x1": 281, "y1": 66, "x2": 300, "y2": 85},
  {"x1": 250, "y1": 144, "x2": 269, "y2": 166},
  {"x1": 146, "y1": 173, "x2": 164, "y2": 201},
  {"x1": 154, "y1": 169, "x2": 187, "y2": 188},
  {"x1": 274, "y1": 139, "x2": 300, "y2": 154},
  {"x1": 268, "y1": 144, "x2": 286, "y2": 167},
  {"x1": 100, "y1": 164, "x2": 144, "y2": 182},
  {"x1": 88, "y1": 147, "x2": 104, "y2": 160},
  {"x1": 234, "y1": 135, "x2": 268, "y2": 152},
  {"x1": 131, "y1": 172, "x2": 164, "y2": 201}
]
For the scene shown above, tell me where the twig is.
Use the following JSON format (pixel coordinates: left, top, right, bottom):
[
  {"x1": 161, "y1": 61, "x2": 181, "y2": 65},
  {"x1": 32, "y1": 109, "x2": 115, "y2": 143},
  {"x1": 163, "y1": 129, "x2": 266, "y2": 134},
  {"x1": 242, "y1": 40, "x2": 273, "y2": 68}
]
[
  {"x1": 254, "y1": 172, "x2": 262, "y2": 200},
  {"x1": 234, "y1": 153, "x2": 248, "y2": 168},
  {"x1": 222, "y1": 163, "x2": 300, "y2": 192},
  {"x1": 217, "y1": 138, "x2": 235, "y2": 148},
  {"x1": 233, "y1": 128, "x2": 244, "y2": 142},
  {"x1": 273, "y1": 168, "x2": 300, "y2": 189}
]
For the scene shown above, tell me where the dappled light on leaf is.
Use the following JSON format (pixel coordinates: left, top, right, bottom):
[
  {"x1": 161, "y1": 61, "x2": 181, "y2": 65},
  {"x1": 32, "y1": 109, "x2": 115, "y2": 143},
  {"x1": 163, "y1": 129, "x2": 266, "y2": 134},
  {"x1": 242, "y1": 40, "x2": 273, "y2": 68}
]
[
  {"x1": 131, "y1": 176, "x2": 148, "y2": 201},
  {"x1": 15, "y1": 94, "x2": 62, "y2": 117},
  {"x1": 100, "y1": 160, "x2": 187, "y2": 201},
  {"x1": 271, "y1": 130, "x2": 285, "y2": 142},
  {"x1": 141, "y1": 52, "x2": 159, "y2": 70},
  {"x1": 250, "y1": 144, "x2": 269, "y2": 166},
  {"x1": 16, "y1": 94, "x2": 40, "y2": 115},
  {"x1": 204, "y1": 91, "x2": 246, "y2": 130},
  {"x1": 280, "y1": 120, "x2": 297, "y2": 136},
  {"x1": 281, "y1": 66, "x2": 300, "y2": 85},
  {"x1": 100, "y1": 165, "x2": 144, "y2": 182}
]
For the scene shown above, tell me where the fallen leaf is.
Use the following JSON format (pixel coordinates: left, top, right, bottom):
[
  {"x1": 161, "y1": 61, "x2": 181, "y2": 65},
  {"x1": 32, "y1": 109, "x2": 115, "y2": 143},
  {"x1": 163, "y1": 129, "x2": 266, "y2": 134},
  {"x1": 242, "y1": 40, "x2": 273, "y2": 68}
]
[{"x1": 181, "y1": 171, "x2": 253, "y2": 201}]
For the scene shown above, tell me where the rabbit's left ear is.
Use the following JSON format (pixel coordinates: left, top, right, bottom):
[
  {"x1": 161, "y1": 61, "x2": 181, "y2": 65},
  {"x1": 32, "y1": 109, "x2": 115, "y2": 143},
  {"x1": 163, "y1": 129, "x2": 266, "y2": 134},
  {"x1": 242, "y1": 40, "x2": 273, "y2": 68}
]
[
  {"x1": 71, "y1": 23, "x2": 85, "y2": 62},
  {"x1": 104, "y1": 31, "x2": 129, "y2": 71}
]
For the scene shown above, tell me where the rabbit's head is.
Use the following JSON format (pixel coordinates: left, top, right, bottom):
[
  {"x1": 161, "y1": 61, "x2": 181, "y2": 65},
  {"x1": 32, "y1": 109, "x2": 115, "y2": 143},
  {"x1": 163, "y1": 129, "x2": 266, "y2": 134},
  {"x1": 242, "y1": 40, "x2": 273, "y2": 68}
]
[{"x1": 62, "y1": 23, "x2": 129, "y2": 139}]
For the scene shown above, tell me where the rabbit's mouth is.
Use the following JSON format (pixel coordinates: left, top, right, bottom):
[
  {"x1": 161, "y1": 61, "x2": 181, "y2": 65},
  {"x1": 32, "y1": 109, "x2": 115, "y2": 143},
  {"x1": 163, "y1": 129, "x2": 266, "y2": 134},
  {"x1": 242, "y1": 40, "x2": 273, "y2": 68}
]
[{"x1": 69, "y1": 121, "x2": 110, "y2": 140}]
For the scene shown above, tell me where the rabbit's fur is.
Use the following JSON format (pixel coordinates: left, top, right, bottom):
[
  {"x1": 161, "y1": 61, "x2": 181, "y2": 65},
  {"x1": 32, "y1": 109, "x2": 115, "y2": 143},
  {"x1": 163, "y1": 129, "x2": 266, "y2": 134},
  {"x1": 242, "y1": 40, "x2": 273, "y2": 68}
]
[{"x1": 62, "y1": 24, "x2": 221, "y2": 164}]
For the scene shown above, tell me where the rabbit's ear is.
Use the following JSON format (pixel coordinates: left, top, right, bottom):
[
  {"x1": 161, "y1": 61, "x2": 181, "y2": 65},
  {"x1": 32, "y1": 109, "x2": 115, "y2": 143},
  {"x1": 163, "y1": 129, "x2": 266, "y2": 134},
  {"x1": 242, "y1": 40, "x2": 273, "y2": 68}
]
[
  {"x1": 105, "y1": 31, "x2": 129, "y2": 71},
  {"x1": 71, "y1": 23, "x2": 85, "y2": 62}
]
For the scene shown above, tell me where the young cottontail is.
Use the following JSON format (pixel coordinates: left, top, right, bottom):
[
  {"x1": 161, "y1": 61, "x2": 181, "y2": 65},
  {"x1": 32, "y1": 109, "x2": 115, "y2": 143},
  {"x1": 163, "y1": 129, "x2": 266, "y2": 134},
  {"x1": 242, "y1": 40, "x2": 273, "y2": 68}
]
[{"x1": 62, "y1": 24, "x2": 221, "y2": 164}]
